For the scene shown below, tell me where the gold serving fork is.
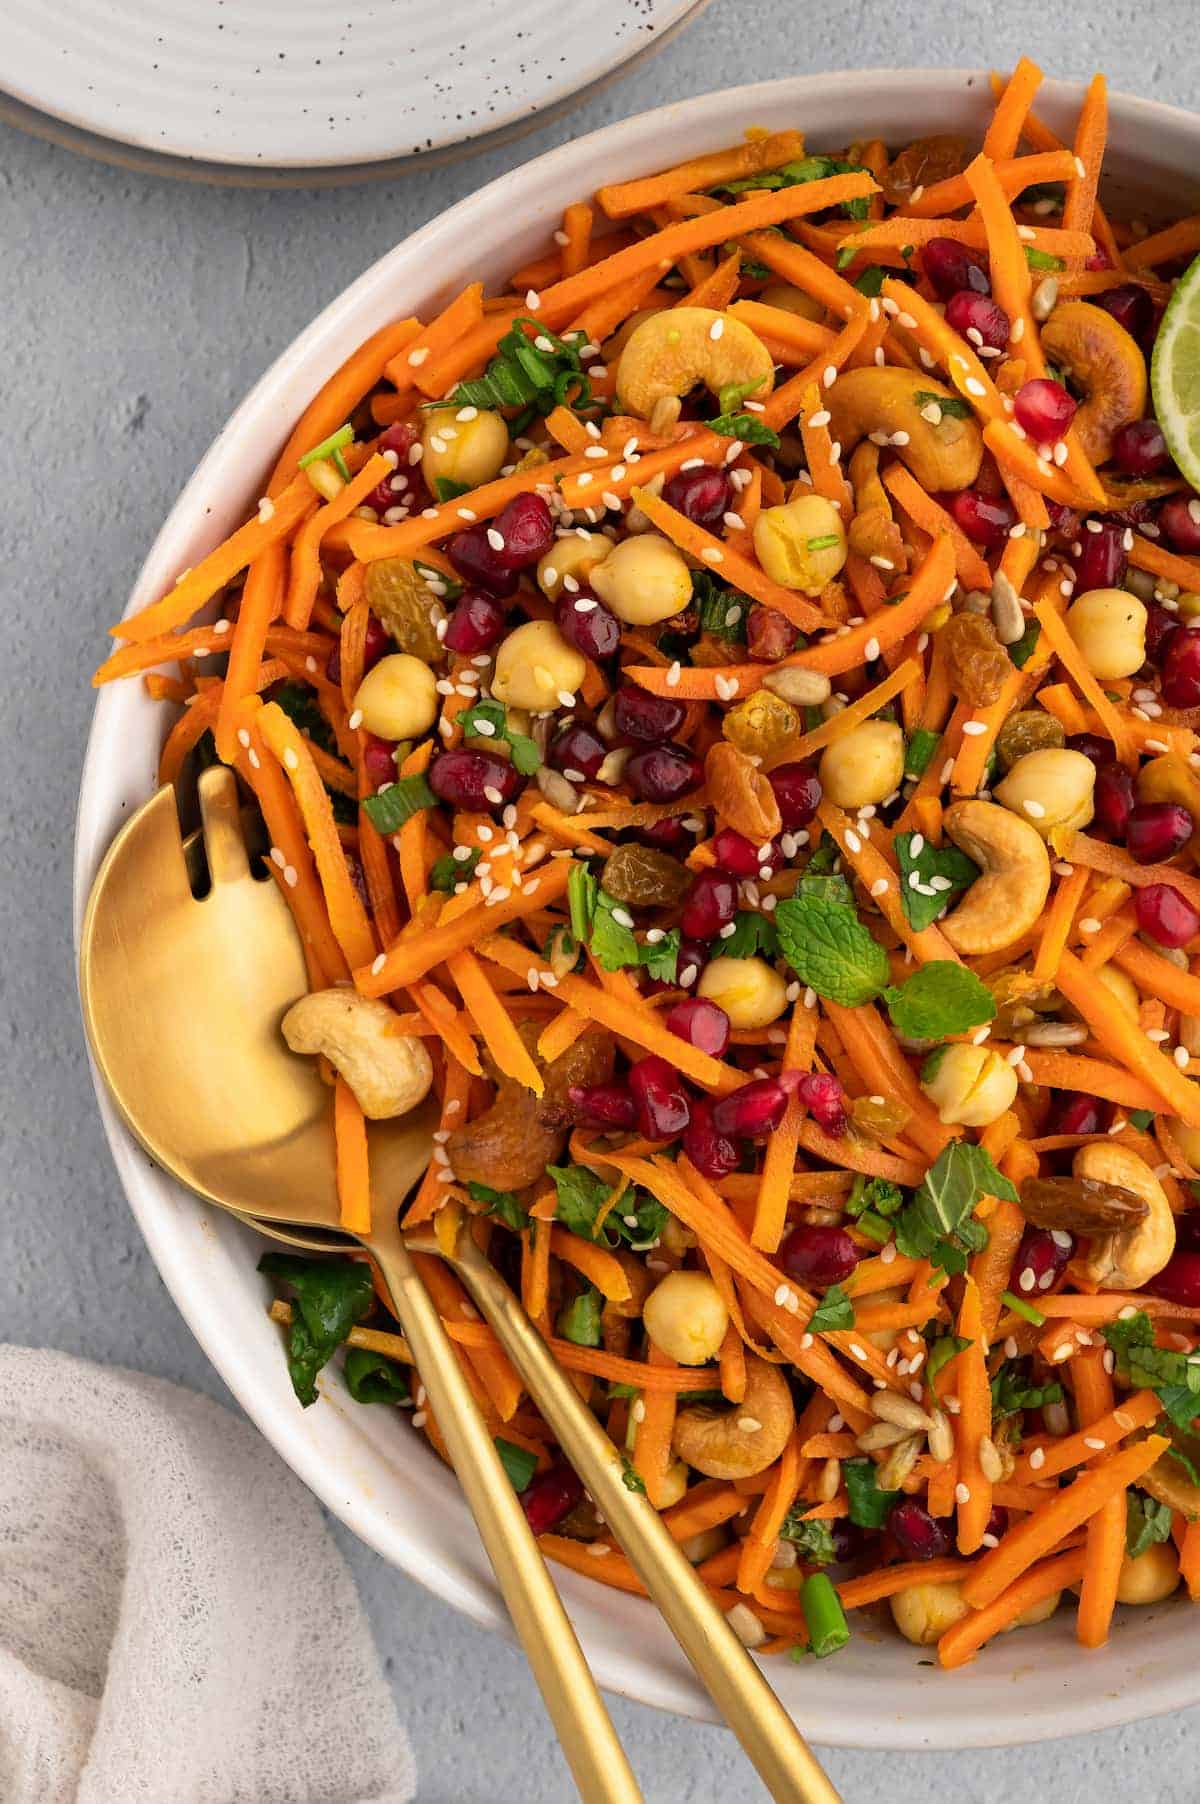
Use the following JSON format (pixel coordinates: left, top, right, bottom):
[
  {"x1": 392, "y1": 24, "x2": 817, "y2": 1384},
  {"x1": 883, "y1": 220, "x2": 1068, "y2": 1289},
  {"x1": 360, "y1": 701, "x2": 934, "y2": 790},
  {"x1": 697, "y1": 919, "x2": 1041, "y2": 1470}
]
[{"x1": 79, "y1": 764, "x2": 841, "y2": 1804}]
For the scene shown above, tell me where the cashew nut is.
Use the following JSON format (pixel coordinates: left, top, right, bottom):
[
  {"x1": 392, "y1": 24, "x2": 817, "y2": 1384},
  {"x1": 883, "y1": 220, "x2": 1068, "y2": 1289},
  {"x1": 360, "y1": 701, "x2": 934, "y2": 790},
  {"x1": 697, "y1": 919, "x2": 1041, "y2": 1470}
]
[
  {"x1": 1041, "y1": 301, "x2": 1147, "y2": 466},
  {"x1": 939, "y1": 800, "x2": 1051, "y2": 956},
  {"x1": 615, "y1": 307, "x2": 775, "y2": 420},
  {"x1": 282, "y1": 990, "x2": 433, "y2": 1120},
  {"x1": 825, "y1": 367, "x2": 984, "y2": 492},
  {"x1": 672, "y1": 1351, "x2": 794, "y2": 1480},
  {"x1": 1072, "y1": 1142, "x2": 1177, "y2": 1290}
]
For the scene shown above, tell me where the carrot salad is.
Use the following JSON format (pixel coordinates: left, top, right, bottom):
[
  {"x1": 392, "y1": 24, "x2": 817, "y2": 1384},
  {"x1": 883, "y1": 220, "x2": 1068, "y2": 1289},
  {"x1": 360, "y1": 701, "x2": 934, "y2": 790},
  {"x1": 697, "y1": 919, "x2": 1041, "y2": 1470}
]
[{"x1": 97, "y1": 59, "x2": 1200, "y2": 1670}]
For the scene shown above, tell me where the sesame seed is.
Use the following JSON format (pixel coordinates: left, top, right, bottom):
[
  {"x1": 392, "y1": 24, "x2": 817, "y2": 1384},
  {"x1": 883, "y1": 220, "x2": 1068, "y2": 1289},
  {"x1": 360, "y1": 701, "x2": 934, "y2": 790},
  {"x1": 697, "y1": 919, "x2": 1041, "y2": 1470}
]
[
  {"x1": 965, "y1": 377, "x2": 987, "y2": 398},
  {"x1": 1078, "y1": 916, "x2": 1102, "y2": 934},
  {"x1": 1029, "y1": 1447, "x2": 1046, "y2": 1471},
  {"x1": 1175, "y1": 1045, "x2": 1191, "y2": 1069},
  {"x1": 955, "y1": 1482, "x2": 971, "y2": 1505},
  {"x1": 808, "y1": 409, "x2": 832, "y2": 428},
  {"x1": 961, "y1": 719, "x2": 987, "y2": 737},
  {"x1": 870, "y1": 877, "x2": 890, "y2": 898},
  {"x1": 407, "y1": 346, "x2": 430, "y2": 367}
]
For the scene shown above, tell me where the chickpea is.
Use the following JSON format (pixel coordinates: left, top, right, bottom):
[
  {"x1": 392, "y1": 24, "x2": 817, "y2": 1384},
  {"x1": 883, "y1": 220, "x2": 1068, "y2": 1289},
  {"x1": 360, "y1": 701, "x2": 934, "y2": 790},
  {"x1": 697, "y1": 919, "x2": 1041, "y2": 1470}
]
[
  {"x1": 994, "y1": 747, "x2": 1096, "y2": 837},
  {"x1": 1168, "y1": 1116, "x2": 1200, "y2": 1167},
  {"x1": 818, "y1": 718, "x2": 904, "y2": 810},
  {"x1": 753, "y1": 493, "x2": 848, "y2": 594},
  {"x1": 1096, "y1": 962, "x2": 1140, "y2": 1021},
  {"x1": 352, "y1": 653, "x2": 438, "y2": 741},
  {"x1": 1066, "y1": 587, "x2": 1148, "y2": 680},
  {"x1": 1004, "y1": 1589, "x2": 1063, "y2": 1632},
  {"x1": 642, "y1": 1271, "x2": 729, "y2": 1365},
  {"x1": 536, "y1": 530, "x2": 613, "y2": 602},
  {"x1": 490, "y1": 619, "x2": 587, "y2": 712},
  {"x1": 1115, "y1": 1541, "x2": 1180, "y2": 1605},
  {"x1": 921, "y1": 1043, "x2": 1018, "y2": 1128},
  {"x1": 590, "y1": 533, "x2": 693, "y2": 625},
  {"x1": 419, "y1": 405, "x2": 509, "y2": 493},
  {"x1": 890, "y1": 1580, "x2": 970, "y2": 1646},
  {"x1": 760, "y1": 282, "x2": 826, "y2": 324},
  {"x1": 697, "y1": 955, "x2": 788, "y2": 1030}
]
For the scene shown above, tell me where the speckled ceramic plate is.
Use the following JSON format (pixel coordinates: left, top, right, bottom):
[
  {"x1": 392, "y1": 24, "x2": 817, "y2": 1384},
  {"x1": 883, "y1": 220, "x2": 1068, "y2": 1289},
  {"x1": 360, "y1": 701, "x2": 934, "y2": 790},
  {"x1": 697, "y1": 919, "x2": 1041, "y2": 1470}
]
[{"x1": 1, "y1": 0, "x2": 708, "y2": 172}]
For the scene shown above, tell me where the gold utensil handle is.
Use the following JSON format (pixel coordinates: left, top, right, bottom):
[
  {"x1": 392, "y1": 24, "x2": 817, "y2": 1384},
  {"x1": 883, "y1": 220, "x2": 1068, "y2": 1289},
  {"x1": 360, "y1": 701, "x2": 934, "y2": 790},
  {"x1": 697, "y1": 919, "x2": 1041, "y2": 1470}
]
[
  {"x1": 432, "y1": 1229, "x2": 843, "y2": 1804},
  {"x1": 368, "y1": 1230, "x2": 643, "y2": 1804}
]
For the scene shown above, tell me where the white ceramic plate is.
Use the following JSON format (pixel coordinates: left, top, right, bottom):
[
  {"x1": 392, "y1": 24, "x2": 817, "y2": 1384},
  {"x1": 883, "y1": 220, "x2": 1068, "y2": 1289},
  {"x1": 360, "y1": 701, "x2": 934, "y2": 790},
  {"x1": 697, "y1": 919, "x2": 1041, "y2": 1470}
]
[
  {"x1": 75, "y1": 70, "x2": 1200, "y2": 1747},
  {"x1": 1, "y1": 0, "x2": 708, "y2": 173}
]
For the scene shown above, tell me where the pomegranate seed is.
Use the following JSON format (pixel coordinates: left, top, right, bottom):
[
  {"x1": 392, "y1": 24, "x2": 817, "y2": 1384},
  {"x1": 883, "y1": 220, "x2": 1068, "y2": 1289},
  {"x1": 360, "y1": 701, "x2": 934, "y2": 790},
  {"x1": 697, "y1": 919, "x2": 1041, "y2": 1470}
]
[
  {"x1": 795, "y1": 1071, "x2": 848, "y2": 1137},
  {"x1": 1127, "y1": 801, "x2": 1195, "y2": 864},
  {"x1": 769, "y1": 761, "x2": 822, "y2": 830},
  {"x1": 613, "y1": 684, "x2": 686, "y2": 744},
  {"x1": 888, "y1": 1498, "x2": 950, "y2": 1562},
  {"x1": 945, "y1": 290, "x2": 1010, "y2": 351},
  {"x1": 682, "y1": 1099, "x2": 740, "y2": 1178},
  {"x1": 1177, "y1": 1212, "x2": 1200, "y2": 1256},
  {"x1": 712, "y1": 1077, "x2": 788, "y2": 1140},
  {"x1": 947, "y1": 488, "x2": 1017, "y2": 548},
  {"x1": 675, "y1": 938, "x2": 708, "y2": 990},
  {"x1": 1145, "y1": 603, "x2": 1179, "y2": 663},
  {"x1": 326, "y1": 612, "x2": 392, "y2": 685},
  {"x1": 1044, "y1": 1091, "x2": 1109, "y2": 1137},
  {"x1": 568, "y1": 1082, "x2": 637, "y2": 1130},
  {"x1": 1046, "y1": 499, "x2": 1082, "y2": 540},
  {"x1": 428, "y1": 748, "x2": 523, "y2": 812},
  {"x1": 1152, "y1": 1251, "x2": 1200, "y2": 1308},
  {"x1": 1160, "y1": 495, "x2": 1200, "y2": 556},
  {"x1": 923, "y1": 237, "x2": 990, "y2": 299},
  {"x1": 1013, "y1": 378, "x2": 1077, "y2": 443},
  {"x1": 746, "y1": 605, "x2": 800, "y2": 662},
  {"x1": 556, "y1": 590, "x2": 621, "y2": 661},
  {"x1": 1073, "y1": 520, "x2": 1127, "y2": 592},
  {"x1": 637, "y1": 815, "x2": 695, "y2": 853},
  {"x1": 666, "y1": 997, "x2": 731, "y2": 1057},
  {"x1": 521, "y1": 1463, "x2": 583, "y2": 1533},
  {"x1": 493, "y1": 493, "x2": 555, "y2": 568},
  {"x1": 1092, "y1": 761, "x2": 1134, "y2": 841},
  {"x1": 361, "y1": 733, "x2": 398, "y2": 789},
  {"x1": 778, "y1": 1223, "x2": 860, "y2": 1288},
  {"x1": 1112, "y1": 418, "x2": 1169, "y2": 477},
  {"x1": 364, "y1": 422, "x2": 429, "y2": 515},
  {"x1": 1090, "y1": 284, "x2": 1154, "y2": 345},
  {"x1": 548, "y1": 722, "x2": 607, "y2": 782},
  {"x1": 983, "y1": 1506, "x2": 1009, "y2": 1542},
  {"x1": 662, "y1": 464, "x2": 732, "y2": 527},
  {"x1": 1160, "y1": 626, "x2": 1200, "y2": 706},
  {"x1": 629, "y1": 1055, "x2": 691, "y2": 1140},
  {"x1": 378, "y1": 421, "x2": 420, "y2": 461},
  {"x1": 1012, "y1": 1226, "x2": 1074, "y2": 1296},
  {"x1": 626, "y1": 743, "x2": 703, "y2": 804},
  {"x1": 446, "y1": 524, "x2": 518, "y2": 597},
  {"x1": 1067, "y1": 732, "x2": 1114, "y2": 769},
  {"x1": 1134, "y1": 881, "x2": 1200, "y2": 948},
  {"x1": 712, "y1": 827, "x2": 782, "y2": 877},
  {"x1": 442, "y1": 587, "x2": 507, "y2": 654},
  {"x1": 680, "y1": 870, "x2": 738, "y2": 940}
]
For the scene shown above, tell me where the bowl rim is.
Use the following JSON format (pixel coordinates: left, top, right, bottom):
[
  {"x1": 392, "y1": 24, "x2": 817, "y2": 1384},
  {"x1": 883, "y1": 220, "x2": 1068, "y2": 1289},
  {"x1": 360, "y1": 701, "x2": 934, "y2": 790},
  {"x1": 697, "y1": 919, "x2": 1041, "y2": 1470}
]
[{"x1": 74, "y1": 66, "x2": 1200, "y2": 1749}]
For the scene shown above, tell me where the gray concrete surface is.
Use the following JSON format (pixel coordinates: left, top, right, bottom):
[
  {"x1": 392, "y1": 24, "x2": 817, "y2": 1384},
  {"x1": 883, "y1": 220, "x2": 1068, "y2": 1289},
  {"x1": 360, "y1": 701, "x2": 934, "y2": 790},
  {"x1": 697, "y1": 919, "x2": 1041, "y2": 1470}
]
[{"x1": 2, "y1": 3, "x2": 1198, "y2": 1797}]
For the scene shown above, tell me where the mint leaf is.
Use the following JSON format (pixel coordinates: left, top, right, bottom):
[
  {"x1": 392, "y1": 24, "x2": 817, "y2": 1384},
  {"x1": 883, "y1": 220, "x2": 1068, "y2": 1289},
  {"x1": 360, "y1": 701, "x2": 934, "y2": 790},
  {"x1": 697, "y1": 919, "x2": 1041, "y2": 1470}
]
[
  {"x1": 894, "y1": 831, "x2": 980, "y2": 933},
  {"x1": 779, "y1": 1512, "x2": 838, "y2": 1565},
  {"x1": 548, "y1": 1165, "x2": 668, "y2": 1250},
  {"x1": 990, "y1": 1360, "x2": 1064, "y2": 1421},
  {"x1": 468, "y1": 1181, "x2": 528, "y2": 1232},
  {"x1": 794, "y1": 871, "x2": 854, "y2": 907},
  {"x1": 844, "y1": 1459, "x2": 900, "y2": 1529},
  {"x1": 1102, "y1": 1312, "x2": 1200, "y2": 1432},
  {"x1": 494, "y1": 1437, "x2": 539, "y2": 1492},
  {"x1": 259, "y1": 1253, "x2": 374, "y2": 1408},
  {"x1": 362, "y1": 774, "x2": 437, "y2": 834},
  {"x1": 775, "y1": 893, "x2": 890, "y2": 1006},
  {"x1": 904, "y1": 728, "x2": 941, "y2": 779},
  {"x1": 460, "y1": 698, "x2": 540, "y2": 776},
  {"x1": 720, "y1": 911, "x2": 781, "y2": 960},
  {"x1": 1125, "y1": 1491, "x2": 1174, "y2": 1561},
  {"x1": 895, "y1": 1142, "x2": 1018, "y2": 1262},
  {"x1": 558, "y1": 1284, "x2": 604, "y2": 1347},
  {"x1": 883, "y1": 961, "x2": 996, "y2": 1040},
  {"x1": 344, "y1": 1345, "x2": 411, "y2": 1406},
  {"x1": 808, "y1": 1283, "x2": 854, "y2": 1333}
]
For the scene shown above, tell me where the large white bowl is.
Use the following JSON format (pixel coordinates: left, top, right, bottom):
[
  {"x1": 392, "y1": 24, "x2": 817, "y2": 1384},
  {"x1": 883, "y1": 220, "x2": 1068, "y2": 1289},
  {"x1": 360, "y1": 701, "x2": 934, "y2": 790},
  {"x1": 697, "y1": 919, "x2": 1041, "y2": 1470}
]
[{"x1": 75, "y1": 70, "x2": 1200, "y2": 1749}]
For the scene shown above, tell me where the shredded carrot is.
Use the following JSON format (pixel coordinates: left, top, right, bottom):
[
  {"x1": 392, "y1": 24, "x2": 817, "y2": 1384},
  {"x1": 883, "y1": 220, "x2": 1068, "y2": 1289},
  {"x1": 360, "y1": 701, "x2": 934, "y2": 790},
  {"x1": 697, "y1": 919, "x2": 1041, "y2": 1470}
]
[
  {"x1": 1072, "y1": 1347, "x2": 1124, "y2": 1648},
  {"x1": 333, "y1": 1078, "x2": 371, "y2": 1235},
  {"x1": 904, "y1": 149, "x2": 1076, "y2": 219},
  {"x1": 358, "y1": 860, "x2": 570, "y2": 995},
  {"x1": 633, "y1": 1345, "x2": 679, "y2": 1508},
  {"x1": 1056, "y1": 948, "x2": 1200, "y2": 1126},
  {"x1": 752, "y1": 1002, "x2": 815, "y2": 1252},
  {"x1": 940, "y1": 1548, "x2": 1088, "y2": 1669},
  {"x1": 1063, "y1": 75, "x2": 1108, "y2": 272},
  {"x1": 447, "y1": 950, "x2": 544, "y2": 1096},
  {"x1": 595, "y1": 131, "x2": 807, "y2": 219},
  {"x1": 984, "y1": 56, "x2": 1045, "y2": 159},
  {"x1": 953, "y1": 1278, "x2": 993, "y2": 1555},
  {"x1": 629, "y1": 487, "x2": 827, "y2": 634},
  {"x1": 882, "y1": 466, "x2": 991, "y2": 591}
]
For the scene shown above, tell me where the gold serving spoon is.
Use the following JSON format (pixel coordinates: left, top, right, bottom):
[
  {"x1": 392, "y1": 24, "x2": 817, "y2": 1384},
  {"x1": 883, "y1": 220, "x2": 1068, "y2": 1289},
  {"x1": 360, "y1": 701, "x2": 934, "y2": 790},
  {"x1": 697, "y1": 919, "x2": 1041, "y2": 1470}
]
[{"x1": 80, "y1": 765, "x2": 841, "y2": 1804}]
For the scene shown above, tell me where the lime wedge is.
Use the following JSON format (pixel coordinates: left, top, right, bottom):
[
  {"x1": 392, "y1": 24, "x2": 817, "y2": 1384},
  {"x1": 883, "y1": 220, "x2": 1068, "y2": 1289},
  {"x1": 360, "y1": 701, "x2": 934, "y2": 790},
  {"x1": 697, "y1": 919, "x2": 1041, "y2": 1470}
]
[{"x1": 1151, "y1": 252, "x2": 1200, "y2": 490}]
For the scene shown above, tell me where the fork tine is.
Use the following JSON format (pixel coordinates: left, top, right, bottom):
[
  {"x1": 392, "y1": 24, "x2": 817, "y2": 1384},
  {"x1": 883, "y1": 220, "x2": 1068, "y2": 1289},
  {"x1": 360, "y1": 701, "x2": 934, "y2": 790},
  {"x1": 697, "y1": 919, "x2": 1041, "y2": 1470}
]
[{"x1": 198, "y1": 765, "x2": 251, "y2": 885}]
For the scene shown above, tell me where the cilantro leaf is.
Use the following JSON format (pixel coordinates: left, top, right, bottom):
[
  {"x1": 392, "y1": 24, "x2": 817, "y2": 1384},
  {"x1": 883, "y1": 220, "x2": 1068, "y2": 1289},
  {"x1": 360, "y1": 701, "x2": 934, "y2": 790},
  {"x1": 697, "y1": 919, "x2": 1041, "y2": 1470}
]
[
  {"x1": 494, "y1": 1437, "x2": 539, "y2": 1493},
  {"x1": 807, "y1": 1283, "x2": 855, "y2": 1333},
  {"x1": 621, "y1": 1458, "x2": 648, "y2": 1494},
  {"x1": 990, "y1": 1360, "x2": 1064, "y2": 1421},
  {"x1": 805, "y1": 832, "x2": 841, "y2": 875},
  {"x1": 640, "y1": 928, "x2": 681, "y2": 984},
  {"x1": 853, "y1": 264, "x2": 887, "y2": 296},
  {"x1": 774, "y1": 893, "x2": 890, "y2": 1006},
  {"x1": 460, "y1": 698, "x2": 541, "y2": 776},
  {"x1": 558, "y1": 1284, "x2": 604, "y2": 1347},
  {"x1": 692, "y1": 571, "x2": 750, "y2": 643},
  {"x1": 343, "y1": 1345, "x2": 411, "y2": 1406},
  {"x1": 548, "y1": 1165, "x2": 668, "y2": 1249},
  {"x1": 1102, "y1": 1312, "x2": 1200, "y2": 1432},
  {"x1": 895, "y1": 1142, "x2": 1018, "y2": 1263},
  {"x1": 720, "y1": 911, "x2": 781, "y2": 961},
  {"x1": 468, "y1": 1181, "x2": 529, "y2": 1232},
  {"x1": 779, "y1": 1511, "x2": 838, "y2": 1565},
  {"x1": 1125, "y1": 1491, "x2": 1175, "y2": 1561},
  {"x1": 883, "y1": 961, "x2": 996, "y2": 1040},
  {"x1": 707, "y1": 411, "x2": 781, "y2": 448},
  {"x1": 567, "y1": 860, "x2": 680, "y2": 979},
  {"x1": 894, "y1": 831, "x2": 980, "y2": 933},
  {"x1": 589, "y1": 889, "x2": 641, "y2": 972},
  {"x1": 259, "y1": 1253, "x2": 374, "y2": 1408},
  {"x1": 361, "y1": 774, "x2": 437, "y2": 834},
  {"x1": 844, "y1": 1459, "x2": 901, "y2": 1529}
]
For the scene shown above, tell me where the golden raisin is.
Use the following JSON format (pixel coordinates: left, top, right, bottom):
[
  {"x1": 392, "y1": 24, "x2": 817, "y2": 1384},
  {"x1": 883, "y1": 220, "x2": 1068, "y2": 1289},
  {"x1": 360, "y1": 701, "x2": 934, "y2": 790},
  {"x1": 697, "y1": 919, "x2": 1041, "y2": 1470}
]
[
  {"x1": 364, "y1": 558, "x2": 445, "y2": 663},
  {"x1": 881, "y1": 135, "x2": 970, "y2": 206},
  {"x1": 602, "y1": 844, "x2": 690, "y2": 908},
  {"x1": 939, "y1": 610, "x2": 1011, "y2": 707},
  {"x1": 849, "y1": 1095, "x2": 913, "y2": 1141},
  {"x1": 996, "y1": 709, "x2": 1066, "y2": 771},
  {"x1": 723, "y1": 688, "x2": 802, "y2": 761}
]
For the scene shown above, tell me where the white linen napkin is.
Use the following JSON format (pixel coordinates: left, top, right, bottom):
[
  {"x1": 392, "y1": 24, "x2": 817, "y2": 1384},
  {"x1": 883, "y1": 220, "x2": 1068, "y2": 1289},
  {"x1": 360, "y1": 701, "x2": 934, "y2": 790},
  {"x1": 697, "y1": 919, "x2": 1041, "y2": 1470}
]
[{"x1": 0, "y1": 1346, "x2": 416, "y2": 1804}]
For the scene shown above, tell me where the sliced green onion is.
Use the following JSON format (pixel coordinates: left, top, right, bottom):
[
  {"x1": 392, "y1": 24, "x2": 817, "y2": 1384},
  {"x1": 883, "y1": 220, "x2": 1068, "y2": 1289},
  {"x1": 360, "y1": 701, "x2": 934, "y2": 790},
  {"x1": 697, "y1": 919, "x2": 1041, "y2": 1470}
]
[
  {"x1": 298, "y1": 423, "x2": 354, "y2": 469},
  {"x1": 361, "y1": 774, "x2": 437, "y2": 834},
  {"x1": 855, "y1": 1211, "x2": 893, "y2": 1245},
  {"x1": 1002, "y1": 1289, "x2": 1047, "y2": 1327},
  {"x1": 494, "y1": 1437, "x2": 538, "y2": 1492},
  {"x1": 796, "y1": 1573, "x2": 850, "y2": 1659},
  {"x1": 807, "y1": 534, "x2": 841, "y2": 551}
]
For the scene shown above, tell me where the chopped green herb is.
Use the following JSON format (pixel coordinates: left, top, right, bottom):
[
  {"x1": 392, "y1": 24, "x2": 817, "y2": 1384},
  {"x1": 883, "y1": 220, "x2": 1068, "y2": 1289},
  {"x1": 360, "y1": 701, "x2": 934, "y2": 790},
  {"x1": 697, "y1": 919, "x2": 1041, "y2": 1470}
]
[
  {"x1": 894, "y1": 830, "x2": 980, "y2": 933},
  {"x1": 913, "y1": 389, "x2": 972, "y2": 420},
  {"x1": 693, "y1": 571, "x2": 750, "y2": 643},
  {"x1": 298, "y1": 423, "x2": 354, "y2": 469},
  {"x1": 854, "y1": 265, "x2": 887, "y2": 297},
  {"x1": 449, "y1": 318, "x2": 592, "y2": 416},
  {"x1": 774, "y1": 891, "x2": 891, "y2": 1006},
  {"x1": 1125, "y1": 1491, "x2": 1175, "y2": 1561},
  {"x1": 432, "y1": 476, "x2": 471, "y2": 503},
  {"x1": 1002, "y1": 1289, "x2": 1047, "y2": 1327},
  {"x1": 468, "y1": 1181, "x2": 529, "y2": 1232},
  {"x1": 808, "y1": 1283, "x2": 855, "y2": 1333},
  {"x1": 430, "y1": 846, "x2": 481, "y2": 891},
  {"x1": 558, "y1": 1284, "x2": 604, "y2": 1347},
  {"x1": 1102, "y1": 1310, "x2": 1200, "y2": 1432},
  {"x1": 273, "y1": 682, "x2": 338, "y2": 759},
  {"x1": 895, "y1": 1143, "x2": 1016, "y2": 1264},
  {"x1": 846, "y1": 1176, "x2": 904, "y2": 1220},
  {"x1": 1128, "y1": 1108, "x2": 1156, "y2": 1131},
  {"x1": 779, "y1": 1511, "x2": 838, "y2": 1564},
  {"x1": 344, "y1": 1345, "x2": 411, "y2": 1406},
  {"x1": 883, "y1": 961, "x2": 996, "y2": 1040},
  {"x1": 807, "y1": 533, "x2": 842, "y2": 551},
  {"x1": 794, "y1": 871, "x2": 854, "y2": 907},
  {"x1": 927, "y1": 1334, "x2": 971, "y2": 1384},
  {"x1": 707, "y1": 411, "x2": 781, "y2": 448},
  {"x1": 621, "y1": 1457, "x2": 648, "y2": 1494},
  {"x1": 1008, "y1": 619, "x2": 1042, "y2": 669},
  {"x1": 259, "y1": 1253, "x2": 374, "y2": 1408},
  {"x1": 548, "y1": 1164, "x2": 669, "y2": 1249},
  {"x1": 844, "y1": 1458, "x2": 901, "y2": 1529},
  {"x1": 719, "y1": 911, "x2": 781, "y2": 961},
  {"x1": 459, "y1": 697, "x2": 540, "y2": 775},
  {"x1": 904, "y1": 728, "x2": 941, "y2": 779},
  {"x1": 796, "y1": 1572, "x2": 851, "y2": 1659},
  {"x1": 495, "y1": 1437, "x2": 539, "y2": 1493},
  {"x1": 990, "y1": 1360, "x2": 1064, "y2": 1420},
  {"x1": 717, "y1": 377, "x2": 766, "y2": 415},
  {"x1": 1024, "y1": 246, "x2": 1065, "y2": 271},
  {"x1": 361, "y1": 773, "x2": 437, "y2": 834}
]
